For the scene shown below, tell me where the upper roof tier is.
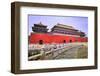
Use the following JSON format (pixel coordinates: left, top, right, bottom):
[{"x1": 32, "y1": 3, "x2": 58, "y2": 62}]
[
  {"x1": 54, "y1": 23, "x2": 78, "y2": 31},
  {"x1": 34, "y1": 22, "x2": 47, "y2": 27}
]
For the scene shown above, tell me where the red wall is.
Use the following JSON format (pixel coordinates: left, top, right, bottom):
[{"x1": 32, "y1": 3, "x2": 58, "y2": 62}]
[{"x1": 29, "y1": 33, "x2": 88, "y2": 44}]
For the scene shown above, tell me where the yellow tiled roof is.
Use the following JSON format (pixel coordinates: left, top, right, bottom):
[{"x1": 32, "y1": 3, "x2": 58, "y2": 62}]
[{"x1": 55, "y1": 23, "x2": 75, "y2": 30}]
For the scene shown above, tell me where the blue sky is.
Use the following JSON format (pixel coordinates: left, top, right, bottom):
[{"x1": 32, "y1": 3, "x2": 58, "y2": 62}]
[{"x1": 28, "y1": 15, "x2": 88, "y2": 36}]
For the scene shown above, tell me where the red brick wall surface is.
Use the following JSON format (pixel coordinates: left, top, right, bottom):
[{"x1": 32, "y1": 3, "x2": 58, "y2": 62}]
[{"x1": 29, "y1": 33, "x2": 88, "y2": 44}]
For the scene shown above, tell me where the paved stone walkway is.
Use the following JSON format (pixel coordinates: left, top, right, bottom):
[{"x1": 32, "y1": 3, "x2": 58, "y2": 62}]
[
  {"x1": 46, "y1": 43, "x2": 88, "y2": 59},
  {"x1": 54, "y1": 45, "x2": 87, "y2": 59}
]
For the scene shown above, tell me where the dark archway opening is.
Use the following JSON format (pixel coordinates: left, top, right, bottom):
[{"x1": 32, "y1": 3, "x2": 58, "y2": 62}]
[
  {"x1": 39, "y1": 40, "x2": 43, "y2": 45},
  {"x1": 63, "y1": 40, "x2": 66, "y2": 43},
  {"x1": 69, "y1": 40, "x2": 72, "y2": 43}
]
